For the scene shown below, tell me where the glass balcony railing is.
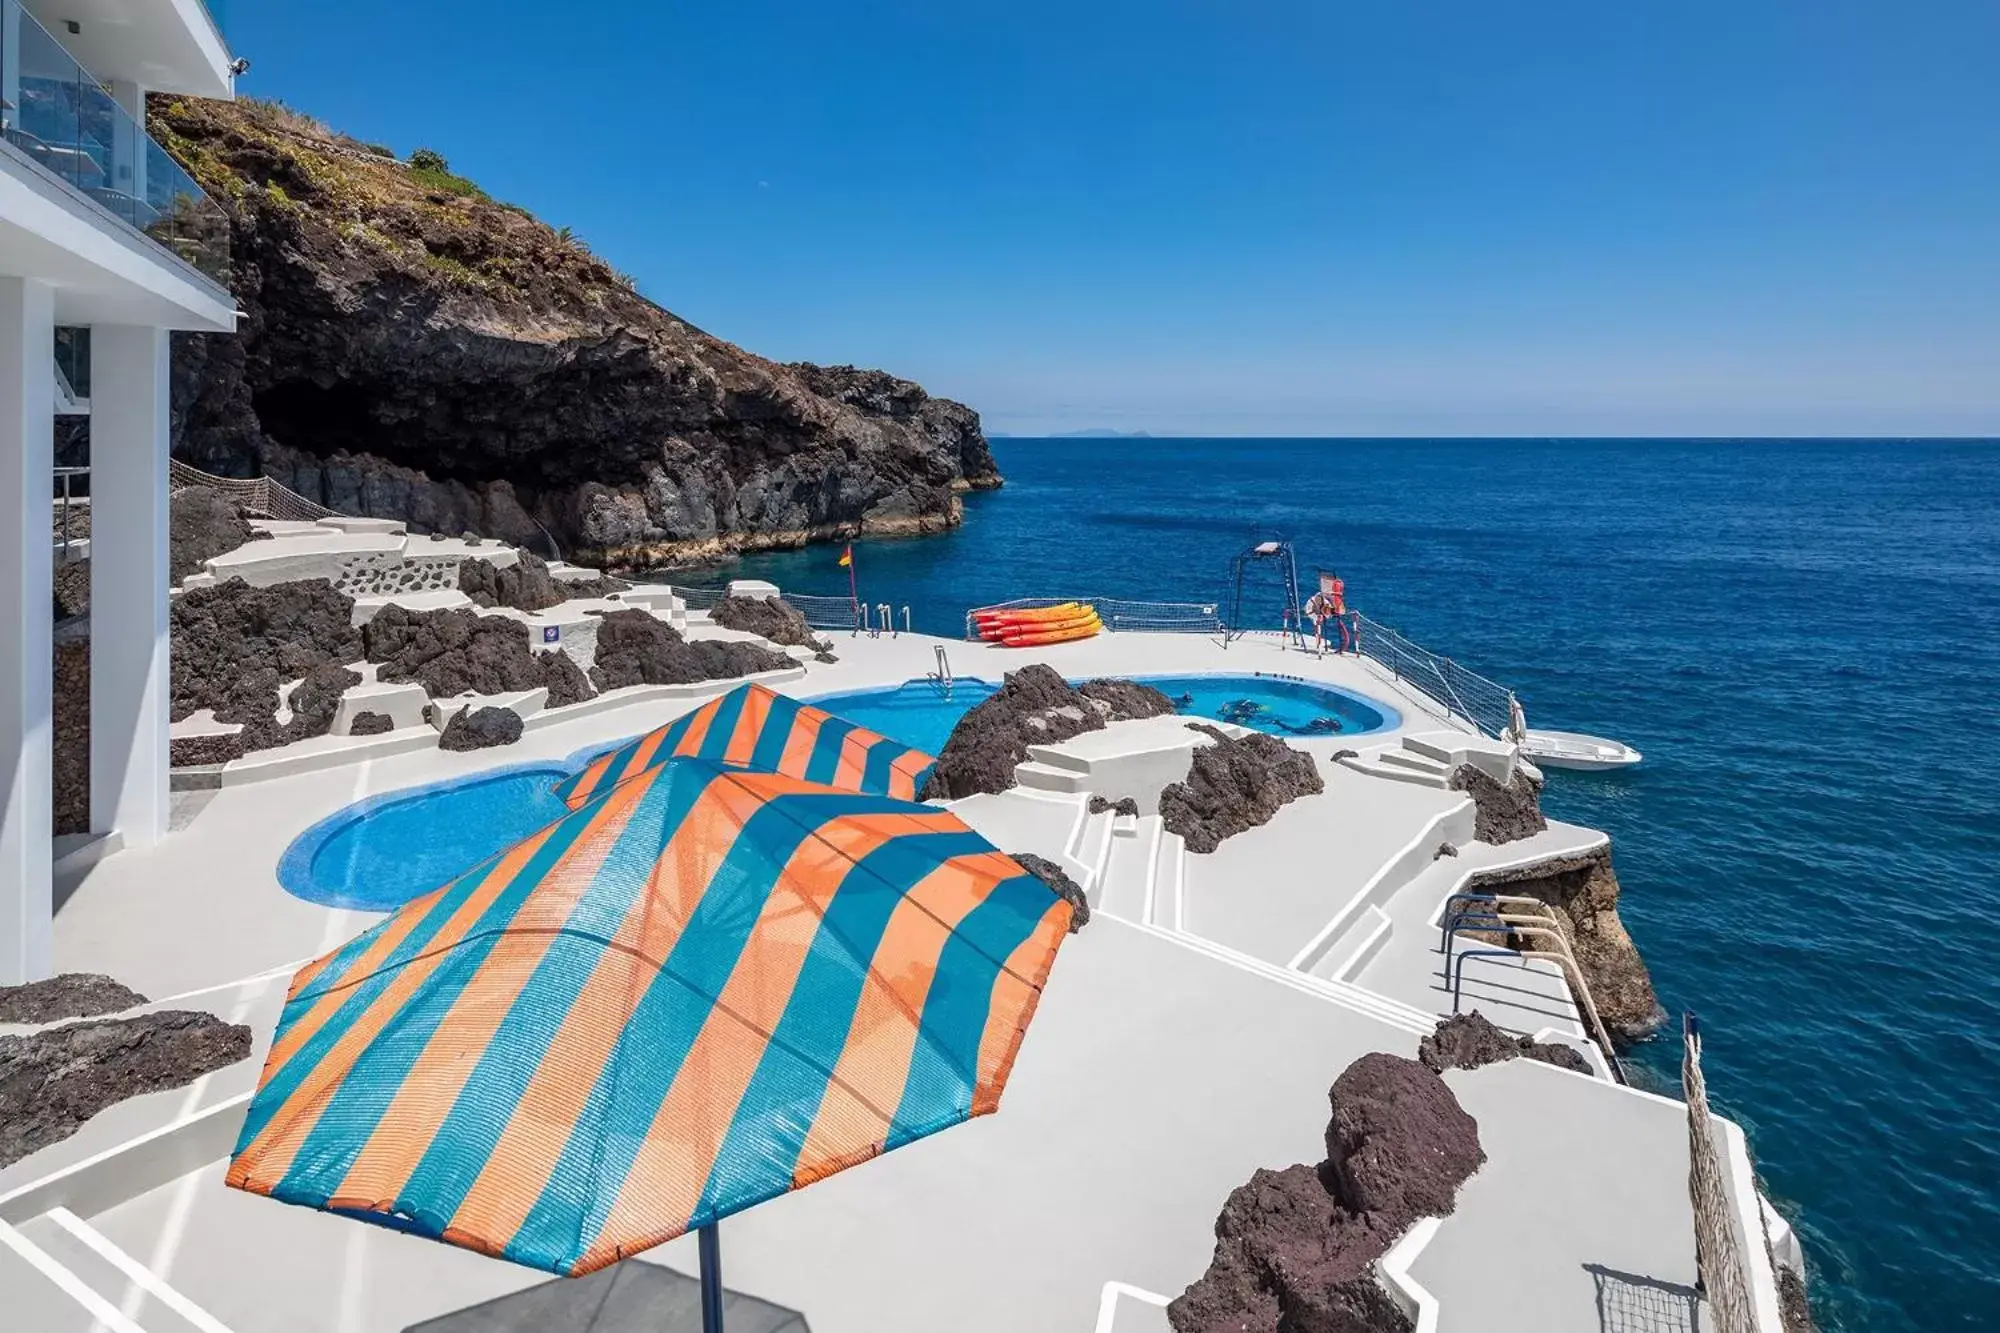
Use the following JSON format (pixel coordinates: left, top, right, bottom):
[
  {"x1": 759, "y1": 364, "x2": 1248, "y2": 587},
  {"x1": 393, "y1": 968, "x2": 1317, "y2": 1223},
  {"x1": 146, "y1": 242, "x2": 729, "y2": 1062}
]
[{"x1": 0, "y1": 0, "x2": 232, "y2": 288}]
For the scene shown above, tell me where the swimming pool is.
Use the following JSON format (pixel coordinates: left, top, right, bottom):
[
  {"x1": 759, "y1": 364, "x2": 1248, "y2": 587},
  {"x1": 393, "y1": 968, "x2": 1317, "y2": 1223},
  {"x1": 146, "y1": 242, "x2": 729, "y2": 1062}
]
[
  {"x1": 278, "y1": 763, "x2": 573, "y2": 911},
  {"x1": 806, "y1": 672, "x2": 1397, "y2": 755},
  {"x1": 278, "y1": 673, "x2": 1394, "y2": 911}
]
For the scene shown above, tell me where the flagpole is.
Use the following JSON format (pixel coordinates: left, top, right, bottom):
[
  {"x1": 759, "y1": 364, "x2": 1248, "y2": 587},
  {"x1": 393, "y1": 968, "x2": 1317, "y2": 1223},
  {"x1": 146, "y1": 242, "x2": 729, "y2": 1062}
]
[{"x1": 843, "y1": 543, "x2": 859, "y2": 633}]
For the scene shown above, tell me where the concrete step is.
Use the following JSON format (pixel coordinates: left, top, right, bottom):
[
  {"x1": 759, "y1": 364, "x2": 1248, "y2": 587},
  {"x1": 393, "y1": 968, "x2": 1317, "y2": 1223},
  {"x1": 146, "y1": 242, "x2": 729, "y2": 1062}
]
[
  {"x1": 13, "y1": 1210, "x2": 230, "y2": 1333},
  {"x1": 1022, "y1": 743, "x2": 1094, "y2": 775},
  {"x1": 1336, "y1": 754, "x2": 1452, "y2": 790},
  {"x1": 1149, "y1": 828, "x2": 1187, "y2": 932},
  {"x1": 1380, "y1": 749, "x2": 1451, "y2": 777},
  {"x1": 1015, "y1": 760, "x2": 1087, "y2": 795},
  {"x1": 1097, "y1": 825, "x2": 1155, "y2": 923},
  {"x1": 1111, "y1": 812, "x2": 1141, "y2": 838}
]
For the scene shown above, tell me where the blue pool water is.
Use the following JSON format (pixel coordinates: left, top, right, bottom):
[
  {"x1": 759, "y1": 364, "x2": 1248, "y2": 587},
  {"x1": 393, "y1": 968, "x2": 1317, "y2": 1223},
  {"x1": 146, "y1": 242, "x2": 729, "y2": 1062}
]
[
  {"x1": 279, "y1": 764, "x2": 572, "y2": 912},
  {"x1": 806, "y1": 672, "x2": 1396, "y2": 757},
  {"x1": 699, "y1": 438, "x2": 2000, "y2": 1332}
]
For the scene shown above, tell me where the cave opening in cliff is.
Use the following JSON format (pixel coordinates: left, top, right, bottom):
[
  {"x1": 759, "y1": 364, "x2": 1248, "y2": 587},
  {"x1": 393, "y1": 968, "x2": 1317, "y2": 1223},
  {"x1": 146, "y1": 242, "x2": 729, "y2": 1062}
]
[{"x1": 253, "y1": 379, "x2": 397, "y2": 468}]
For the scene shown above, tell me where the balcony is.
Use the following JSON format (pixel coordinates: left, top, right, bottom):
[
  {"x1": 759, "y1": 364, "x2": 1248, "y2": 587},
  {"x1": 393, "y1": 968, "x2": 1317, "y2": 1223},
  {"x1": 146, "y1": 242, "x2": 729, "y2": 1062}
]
[{"x1": 1, "y1": 0, "x2": 230, "y2": 286}]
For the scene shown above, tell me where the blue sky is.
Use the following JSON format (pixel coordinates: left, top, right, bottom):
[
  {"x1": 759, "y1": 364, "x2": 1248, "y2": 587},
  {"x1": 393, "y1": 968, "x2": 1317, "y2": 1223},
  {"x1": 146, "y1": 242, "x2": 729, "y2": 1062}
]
[{"x1": 226, "y1": 1, "x2": 2000, "y2": 436}]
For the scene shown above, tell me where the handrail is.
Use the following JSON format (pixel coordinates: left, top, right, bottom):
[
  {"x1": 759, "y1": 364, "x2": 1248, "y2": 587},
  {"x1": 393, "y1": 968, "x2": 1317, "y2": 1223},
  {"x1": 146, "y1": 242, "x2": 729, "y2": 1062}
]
[
  {"x1": 1349, "y1": 611, "x2": 1516, "y2": 739},
  {"x1": 1443, "y1": 909, "x2": 1625, "y2": 1084}
]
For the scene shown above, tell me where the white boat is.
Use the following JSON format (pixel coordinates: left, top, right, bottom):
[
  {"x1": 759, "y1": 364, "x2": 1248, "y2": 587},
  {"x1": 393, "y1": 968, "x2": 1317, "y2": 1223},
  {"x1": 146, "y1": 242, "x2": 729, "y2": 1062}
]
[{"x1": 1520, "y1": 728, "x2": 1643, "y2": 771}]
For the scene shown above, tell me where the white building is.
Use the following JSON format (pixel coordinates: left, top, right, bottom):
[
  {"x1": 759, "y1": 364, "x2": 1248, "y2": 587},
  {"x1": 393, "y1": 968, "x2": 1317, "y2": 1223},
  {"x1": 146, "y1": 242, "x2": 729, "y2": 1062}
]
[{"x1": 1, "y1": 0, "x2": 237, "y2": 983}]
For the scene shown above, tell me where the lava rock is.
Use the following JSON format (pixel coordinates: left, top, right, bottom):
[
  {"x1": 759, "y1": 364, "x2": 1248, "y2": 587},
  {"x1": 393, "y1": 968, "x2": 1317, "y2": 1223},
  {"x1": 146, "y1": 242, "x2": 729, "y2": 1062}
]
[
  {"x1": 921, "y1": 666, "x2": 1176, "y2": 801},
  {"x1": 1169, "y1": 1053, "x2": 1484, "y2": 1333},
  {"x1": 364, "y1": 604, "x2": 545, "y2": 697},
  {"x1": 168, "y1": 486, "x2": 259, "y2": 584},
  {"x1": 1450, "y1": 763, "x2": 1547, "y2": 845},
  {"x1": 1435, "y1": 842, "x2": 1458, "y2": 859},
  {"x1": 0, "y1": 974, "x2": 147, "y2": 1026},
  {"x1": 1462, "y1": 851, "x2": 1666, "y2": 1042},
  {"x1": 1077, "y1": 678, "x2": 1179, "y2": 721},
  {"x1": 438, "y1": 705, "x2": 524, "y2": 752},
  {"x1": 458, "y1": 550, "x2": 566, "y2": 612},
  {"x1": 156, "y1": 98, "x2": 997, "y2": 571},
  {"x1": 709, "y1": 595, "x2": 829, "y2": 650},
  {"x1": 537, "y1": 649, "x2": 597, "y2": 708},
  {"x1": 0, "y1": 1010, "x2": 253, "y2": 1168},
  {"x1": 171, "y1": 732, "x2": 247, "y2": 766},
  {"x1": 1159, "y1": 724, "x2": 1324, "y2": 854},
  {"x1": 347, "y1": 711, "x2": 396, "y2": 736},
  {"x1": 53, "y1": 637, "x2": 89, "y2": 835},
  {"x1": 588, "y1": 609, "x2": 709, "y2": 690},
  {"x1": 284, "y1": 664, "x2": 362, "y2": 740},
  {"x1": 170, "y1": 578, "x2": 361, "y2": 724},
  {"x1": 1324, "y1": 1052, "x2": 1486, "y2": 1224},
  {"x1": 1418, "y1": 1011, "x2": 1594, "y2": 1077},
  {"x1": 688, "y1": 637, "x2": 794, "y2": 680},
  {"x1": 1010, "y1": 853, "x2": 1089, "y2": 933},
  {"x1": 586, "y1": 610, "x2": 791, "y2": 691},
  {"x1": 1089, "y1": 794, "x2": 1141, "y2": 817},
  {"x1": 53, "y1": 558, "x2": 91, "y2": 621}
]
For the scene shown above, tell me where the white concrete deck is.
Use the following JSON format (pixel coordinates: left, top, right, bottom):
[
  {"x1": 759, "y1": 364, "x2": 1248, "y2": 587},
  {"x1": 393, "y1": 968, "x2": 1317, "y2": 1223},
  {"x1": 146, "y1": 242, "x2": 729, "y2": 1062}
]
[{"x1": 21, "y1": 624, "x2": 1771, "y2": 1333}]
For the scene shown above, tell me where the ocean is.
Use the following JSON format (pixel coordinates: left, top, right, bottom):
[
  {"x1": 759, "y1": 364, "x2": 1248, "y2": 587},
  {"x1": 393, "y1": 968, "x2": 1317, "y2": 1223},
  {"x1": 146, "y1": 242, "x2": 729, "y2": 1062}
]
[{"x1": 712, "y1": 438, "x2": 2000, "y2": 1331}]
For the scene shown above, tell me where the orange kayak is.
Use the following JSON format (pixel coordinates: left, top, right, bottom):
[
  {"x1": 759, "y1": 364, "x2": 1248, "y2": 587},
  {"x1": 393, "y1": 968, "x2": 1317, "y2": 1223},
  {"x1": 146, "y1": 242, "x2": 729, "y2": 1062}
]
[
  {"x1": 975, "y1": 602, "x2": 1089, "y2": 627},
  {"x1": 1000, "y1": 616, "x2": 1102, "y2": 647},
  {"x1": 982, "y1": 609, "x2": 1098, "y2": 639},
  {"x1": 1002, "y1": 624, "x2": 1101, "y2": 647}
]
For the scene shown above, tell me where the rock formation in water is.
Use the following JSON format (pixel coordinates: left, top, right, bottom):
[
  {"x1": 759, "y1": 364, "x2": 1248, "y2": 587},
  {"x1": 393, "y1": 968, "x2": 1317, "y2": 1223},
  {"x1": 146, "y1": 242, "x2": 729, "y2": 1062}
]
[
  {"x1": 1159, "y1": 724, "x2": 1324, "y2": 854},
  {"x1": 152, "y1": 98, "x2": 1000, "y2": 569},
  {"x1": 1418, "y1": 1011, "x2": 1594, "y2": 1077},
  {"x1": 0, "y1": 1010, "x2": 252, "y2": 1168},
  {"x1": 1169, "y1": 1052, "x2": 1485, "y2": 1333},
  {"x1": 919, "y1": 665, "x2": 1178, "y2": 800},
  {"x1": 1462, "y1": 849, "x2": 1666, "y2": 1041}
]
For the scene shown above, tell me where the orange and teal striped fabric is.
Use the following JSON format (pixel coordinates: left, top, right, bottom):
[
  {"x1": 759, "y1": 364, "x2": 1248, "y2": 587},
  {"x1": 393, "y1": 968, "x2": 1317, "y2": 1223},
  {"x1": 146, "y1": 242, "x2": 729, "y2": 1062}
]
[
  {"x1": 554, "y1": 682, "x2": 935, "y2": 810},
  {"x1": 226, "y1": 757, "x2": 1069, "y2": 1277}
]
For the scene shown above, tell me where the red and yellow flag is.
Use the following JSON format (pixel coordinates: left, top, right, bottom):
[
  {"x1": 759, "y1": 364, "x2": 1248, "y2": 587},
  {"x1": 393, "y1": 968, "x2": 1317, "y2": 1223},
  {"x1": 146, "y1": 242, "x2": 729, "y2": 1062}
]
[{"x1": 838, "y1": 543, "x2": 853, "y2": 568}]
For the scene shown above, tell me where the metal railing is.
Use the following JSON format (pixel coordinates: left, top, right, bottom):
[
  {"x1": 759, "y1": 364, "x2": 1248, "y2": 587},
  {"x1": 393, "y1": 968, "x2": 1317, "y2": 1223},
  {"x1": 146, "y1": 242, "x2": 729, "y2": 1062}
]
[
  {"x1": 54, "y1": 464, "x2": 87, "y2": 561},
  {"x1": 1350, "y1": 611, "x2": 1516, "y2": 739},
  {"x1": 0, "y1": 0, "x2": 232, "y2": 286},
  {"x1": 1440, "y1": 891, "x2": 1625, "y2": 1084},
  {"x1": 168, "y1": 458, "x2": 338, "y2": 522},
  {"x1": 963, "y1": 596, "x2": 1222, "y2": 640}
]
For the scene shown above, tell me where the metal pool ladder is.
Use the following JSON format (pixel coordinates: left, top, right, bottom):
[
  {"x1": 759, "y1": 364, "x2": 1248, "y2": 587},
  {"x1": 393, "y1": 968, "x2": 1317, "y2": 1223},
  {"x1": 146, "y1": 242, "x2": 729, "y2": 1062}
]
[{"x1": 930, "y1": 646, "x2": 955, "y2": 699}]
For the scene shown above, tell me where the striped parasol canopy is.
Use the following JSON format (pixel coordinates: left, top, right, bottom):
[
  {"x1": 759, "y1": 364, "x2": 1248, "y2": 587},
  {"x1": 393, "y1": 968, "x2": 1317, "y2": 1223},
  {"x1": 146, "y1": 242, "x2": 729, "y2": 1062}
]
[
  {"x1": 555, "y1": 682, "x2": 935, "y2": 811},
  {"x1": 226, "y1": 757, "x2": 1070, "y2": 1278}
]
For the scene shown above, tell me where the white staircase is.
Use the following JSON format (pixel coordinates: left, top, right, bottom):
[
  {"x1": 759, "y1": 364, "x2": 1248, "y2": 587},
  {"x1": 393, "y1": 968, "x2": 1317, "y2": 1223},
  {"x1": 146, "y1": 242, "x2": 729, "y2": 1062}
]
[
  {"x1": 1337, "y1": 729, "x2": 1525, "y2": 790},
  {"x1": 1015, "y1": 743, "x2": 1092, "y2": 796},
  {"x1": 2, "y1": 1211, "x2": 234, "y2": 1333}
]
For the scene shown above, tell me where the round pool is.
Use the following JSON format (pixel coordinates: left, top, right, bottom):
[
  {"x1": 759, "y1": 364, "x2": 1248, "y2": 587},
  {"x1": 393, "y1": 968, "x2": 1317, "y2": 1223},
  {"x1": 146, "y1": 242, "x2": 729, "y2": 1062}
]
[
  {"x1": 279, "y1": 763, "x2": 573, "y2": 911},
  {"x1": 807, "y1": 672, "x2": 1397, "y2": 755}
]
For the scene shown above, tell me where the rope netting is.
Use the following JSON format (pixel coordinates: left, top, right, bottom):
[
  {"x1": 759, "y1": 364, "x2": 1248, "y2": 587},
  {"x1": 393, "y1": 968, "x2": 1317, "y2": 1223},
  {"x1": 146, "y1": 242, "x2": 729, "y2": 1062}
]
[
  {"x1": 962, "y1": 596, "x2": 1222, "y2": 639},
  {"x1": 1683, "y1": 1017, "x2": 1756, "y2": 1333},
  {"x1": 168, "y1": 458, "x2": 339, "y2": 522}
]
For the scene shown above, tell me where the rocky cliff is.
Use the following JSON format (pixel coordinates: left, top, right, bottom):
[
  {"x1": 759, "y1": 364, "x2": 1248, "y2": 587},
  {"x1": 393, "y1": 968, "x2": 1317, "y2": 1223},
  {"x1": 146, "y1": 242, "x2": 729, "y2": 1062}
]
[{"x1": 152, "y1": 98, "x2": 999, "y2": 568}]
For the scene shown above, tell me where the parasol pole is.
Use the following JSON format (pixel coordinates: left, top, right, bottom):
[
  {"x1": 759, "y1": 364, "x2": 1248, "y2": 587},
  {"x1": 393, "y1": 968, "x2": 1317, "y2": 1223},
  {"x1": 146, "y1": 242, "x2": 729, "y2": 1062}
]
[{"x1": 699, "y1": 1222, "x2": 725, "y2": 1332}]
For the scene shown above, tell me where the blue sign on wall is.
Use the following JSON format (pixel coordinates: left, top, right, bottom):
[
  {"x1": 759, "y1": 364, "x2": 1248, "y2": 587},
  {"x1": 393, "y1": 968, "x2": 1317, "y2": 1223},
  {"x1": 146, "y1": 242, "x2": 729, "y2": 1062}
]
[{"x1": 543, "y1": 626, "x2": 561, "y2": 644}]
